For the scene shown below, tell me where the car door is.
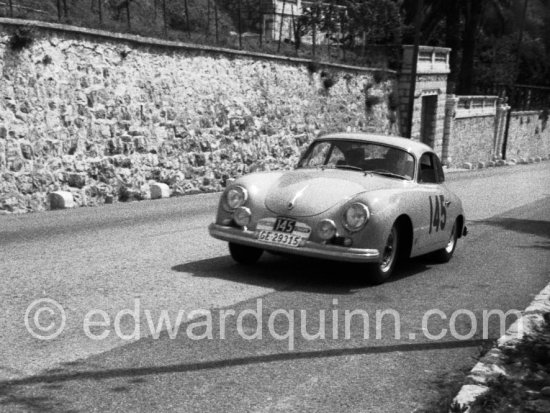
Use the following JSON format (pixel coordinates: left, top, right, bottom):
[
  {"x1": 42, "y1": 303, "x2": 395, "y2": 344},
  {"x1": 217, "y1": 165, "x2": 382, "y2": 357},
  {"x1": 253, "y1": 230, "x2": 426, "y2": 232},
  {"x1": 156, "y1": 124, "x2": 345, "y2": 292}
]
[{"x1": 415, "y1": 152, "x2": 454, "y2": 252}]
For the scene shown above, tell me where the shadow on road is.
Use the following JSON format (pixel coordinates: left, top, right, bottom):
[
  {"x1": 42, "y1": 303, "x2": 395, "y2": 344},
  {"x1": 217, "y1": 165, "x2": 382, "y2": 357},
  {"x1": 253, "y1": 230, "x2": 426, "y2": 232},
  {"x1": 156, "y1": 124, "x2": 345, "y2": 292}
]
[
  {"x1": 0, "y1": 338, "x2": 490, "y2": 391},
  {"x1": 171, "y1": 254, "x2": 433, "y2": 293},
  {"x1": 472, "y1": 217, "x2": 550, "y2": 240}
]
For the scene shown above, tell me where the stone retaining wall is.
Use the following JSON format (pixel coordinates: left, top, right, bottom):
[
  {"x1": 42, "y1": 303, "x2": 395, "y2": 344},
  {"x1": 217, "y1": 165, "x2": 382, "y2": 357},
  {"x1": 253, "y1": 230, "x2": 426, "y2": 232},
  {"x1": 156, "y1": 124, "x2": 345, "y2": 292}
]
[
  {"x1": 506, "y1": 110, "x2": 550, "y2": 161},
  {"x1": 0, "y1": 19, "x2": 395, "y2": 213},
  {"x1": 448, "y1": 115, "x2": 496, "y2": 167},
  {"x1": 442, "y1": 94, "x2": 550, "y2": 167}
]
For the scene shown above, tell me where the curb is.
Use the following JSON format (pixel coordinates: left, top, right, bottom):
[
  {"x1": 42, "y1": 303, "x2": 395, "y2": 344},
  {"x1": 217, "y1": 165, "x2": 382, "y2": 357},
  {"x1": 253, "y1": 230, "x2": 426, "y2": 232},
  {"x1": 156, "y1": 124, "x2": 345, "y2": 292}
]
[
  {"x1": 451, "y1": 283, "x2": 550, "y2": 412},
  {"x1": 445, "y1": 156, "x2": 550, "y2": 175}
]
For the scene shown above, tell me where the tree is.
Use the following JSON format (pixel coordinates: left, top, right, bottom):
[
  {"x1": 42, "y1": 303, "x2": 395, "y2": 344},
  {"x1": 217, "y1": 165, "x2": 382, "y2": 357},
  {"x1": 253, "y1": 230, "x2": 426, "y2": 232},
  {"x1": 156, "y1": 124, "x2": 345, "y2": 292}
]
[
  {"x1": 400, "y1": 0, "x2": 550, "y2": 92},
  {"x1": 456, "y1": 0, "x2": 483, "y2": 94}
]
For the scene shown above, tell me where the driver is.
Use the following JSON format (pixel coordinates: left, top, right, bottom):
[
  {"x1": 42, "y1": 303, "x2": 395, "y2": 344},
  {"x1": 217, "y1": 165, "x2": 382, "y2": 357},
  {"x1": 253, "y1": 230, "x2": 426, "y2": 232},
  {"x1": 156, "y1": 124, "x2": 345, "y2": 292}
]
[
  {"x1": 384, "y1": 148, "x2": 413, "y2": 178},
  {"x1": 343, "y1": 147, "x2": 365, "y2": 169}
]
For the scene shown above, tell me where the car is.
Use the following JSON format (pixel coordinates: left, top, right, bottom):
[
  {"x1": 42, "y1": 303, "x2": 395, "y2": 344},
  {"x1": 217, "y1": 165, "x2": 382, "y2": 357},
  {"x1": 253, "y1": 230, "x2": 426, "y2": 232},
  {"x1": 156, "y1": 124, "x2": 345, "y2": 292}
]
[{"x1": 208, "y1": 133, "x2": 467, "y2": 284}]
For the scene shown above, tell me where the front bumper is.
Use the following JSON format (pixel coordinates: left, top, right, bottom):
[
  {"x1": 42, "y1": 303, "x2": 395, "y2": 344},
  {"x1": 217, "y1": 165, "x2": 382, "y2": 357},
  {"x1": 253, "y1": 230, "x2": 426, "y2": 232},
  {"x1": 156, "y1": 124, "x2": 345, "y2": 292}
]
[{"x1": 208, "y1": 223, "x2": 380, "y2": 263}]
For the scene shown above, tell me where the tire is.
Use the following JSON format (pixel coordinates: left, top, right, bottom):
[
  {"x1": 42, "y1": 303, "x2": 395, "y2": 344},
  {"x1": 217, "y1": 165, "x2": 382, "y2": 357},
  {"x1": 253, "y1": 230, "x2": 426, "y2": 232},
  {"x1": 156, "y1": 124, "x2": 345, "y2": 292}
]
[
  {"x1": 432, "y1": 221, "x2": 458, "y2": 263},
  {"x1": 228, "y1": 242, "x2": 263, "y2": 265},
  {"x1": 367, "y1": 224, "x2": 400, "y2": 284}
]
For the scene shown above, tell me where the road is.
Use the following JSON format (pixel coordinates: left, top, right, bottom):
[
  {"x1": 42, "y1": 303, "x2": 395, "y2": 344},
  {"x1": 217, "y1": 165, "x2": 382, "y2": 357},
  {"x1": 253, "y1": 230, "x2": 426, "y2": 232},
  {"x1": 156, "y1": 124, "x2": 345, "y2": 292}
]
[{"x1": 0, "y1": 162, "x2": 549, "y2": 412}]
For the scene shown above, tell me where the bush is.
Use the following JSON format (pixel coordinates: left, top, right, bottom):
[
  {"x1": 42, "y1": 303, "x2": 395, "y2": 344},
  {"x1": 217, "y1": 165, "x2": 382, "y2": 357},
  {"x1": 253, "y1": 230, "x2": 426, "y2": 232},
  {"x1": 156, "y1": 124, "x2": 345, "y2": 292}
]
[{"x1": 9, "y1": 26, "x2": 35, "y2": 51}]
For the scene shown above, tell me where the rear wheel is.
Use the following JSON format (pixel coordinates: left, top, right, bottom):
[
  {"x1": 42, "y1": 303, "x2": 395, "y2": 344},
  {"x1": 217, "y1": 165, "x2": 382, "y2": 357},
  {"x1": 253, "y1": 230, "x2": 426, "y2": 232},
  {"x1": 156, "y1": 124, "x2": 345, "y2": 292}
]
[
  {"x1": 433, "y1": 221, "x2": 458, "y2": 263},
  {"x1": 367, "y1": 225, "x2": 399, "y2": 284},
  {"x1": 229, "y1": 242, "x2": 263, "y2": 265}
]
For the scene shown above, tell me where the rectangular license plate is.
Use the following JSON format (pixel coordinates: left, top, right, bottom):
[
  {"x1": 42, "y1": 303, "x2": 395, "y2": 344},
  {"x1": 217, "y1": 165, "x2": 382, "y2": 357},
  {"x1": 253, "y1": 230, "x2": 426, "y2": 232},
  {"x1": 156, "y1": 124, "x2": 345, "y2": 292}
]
[
  {"x1": 273, "y1": 218, "x2": 296, "y2": 233},
  {"x1": 257, "y1": 230, "x2": 303, "y2": 247},
  {"x1": 256, "y1": 217, "x2": 311, "y2": 248}
]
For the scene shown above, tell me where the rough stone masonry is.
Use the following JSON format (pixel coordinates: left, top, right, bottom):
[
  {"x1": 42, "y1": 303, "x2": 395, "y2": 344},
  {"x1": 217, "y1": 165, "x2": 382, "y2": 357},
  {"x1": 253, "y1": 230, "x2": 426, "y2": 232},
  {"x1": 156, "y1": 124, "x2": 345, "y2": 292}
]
[{"x1": 0, "y1": 21, "x2": 395, "y2": 213}]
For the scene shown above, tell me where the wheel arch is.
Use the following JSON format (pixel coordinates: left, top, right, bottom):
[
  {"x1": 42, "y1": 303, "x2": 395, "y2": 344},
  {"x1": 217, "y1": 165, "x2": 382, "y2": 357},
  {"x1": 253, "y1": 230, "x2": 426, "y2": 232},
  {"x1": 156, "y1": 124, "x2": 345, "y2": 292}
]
[
  {"x1": 456, "y1": 214, "x2": 465, "y2": 239},
  {"x1": 394, "y1": 214, "x2": 413, "y2": 259}
]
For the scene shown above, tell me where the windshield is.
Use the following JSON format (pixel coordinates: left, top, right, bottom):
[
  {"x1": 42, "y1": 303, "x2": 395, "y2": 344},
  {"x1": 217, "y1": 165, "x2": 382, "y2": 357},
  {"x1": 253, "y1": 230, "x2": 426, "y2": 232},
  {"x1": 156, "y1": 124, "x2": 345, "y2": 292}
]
[{"x1": 297, "y1": 139, "x2": 415, "y2": 180}]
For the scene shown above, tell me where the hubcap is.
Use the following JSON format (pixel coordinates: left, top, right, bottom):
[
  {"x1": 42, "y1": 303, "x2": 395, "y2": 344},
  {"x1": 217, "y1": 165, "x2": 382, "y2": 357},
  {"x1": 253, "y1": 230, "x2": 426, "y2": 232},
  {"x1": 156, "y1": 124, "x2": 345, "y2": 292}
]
[
  {"x1": 445, "y1": 224, "x2": 456, "y2": 253},
  {"x1": 380, "y1": 227, "x2": 397, "y2": 272}
]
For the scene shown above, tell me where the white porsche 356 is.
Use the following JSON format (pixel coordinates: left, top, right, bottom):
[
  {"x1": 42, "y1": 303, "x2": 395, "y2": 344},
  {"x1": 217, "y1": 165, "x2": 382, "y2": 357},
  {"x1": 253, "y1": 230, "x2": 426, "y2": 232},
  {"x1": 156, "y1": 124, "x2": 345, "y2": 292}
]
[{"x1": 209, "y1": 133, "x2": 467, "y2": 284}]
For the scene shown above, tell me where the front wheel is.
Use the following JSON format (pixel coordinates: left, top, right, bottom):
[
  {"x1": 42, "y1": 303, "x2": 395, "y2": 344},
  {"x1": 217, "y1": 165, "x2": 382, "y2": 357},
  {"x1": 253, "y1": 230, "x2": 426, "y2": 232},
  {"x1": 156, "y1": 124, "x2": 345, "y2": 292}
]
[
  {"x1": 367, "y1": 225, "x2": 399, "y2": 284},
  {"x1": 229, "y1": 242, "x2": 263, "y2": 265},
  {"x1": 432, "y1": 221, "x2": 458, "y2": 263}
]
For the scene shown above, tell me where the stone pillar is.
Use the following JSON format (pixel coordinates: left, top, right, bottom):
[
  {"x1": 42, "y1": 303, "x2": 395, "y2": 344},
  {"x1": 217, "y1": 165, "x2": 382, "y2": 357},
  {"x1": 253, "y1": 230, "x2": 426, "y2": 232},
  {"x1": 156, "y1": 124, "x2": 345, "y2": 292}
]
[
  {"x1": 493, "y1": 99, "x2": 510, "y2": 160},
  {"x1": 398, "y1": 45, "x2": 451, "y2": 149},
  {"x1": 442, "y1": 94, "x2": 458, "y2": 166}
]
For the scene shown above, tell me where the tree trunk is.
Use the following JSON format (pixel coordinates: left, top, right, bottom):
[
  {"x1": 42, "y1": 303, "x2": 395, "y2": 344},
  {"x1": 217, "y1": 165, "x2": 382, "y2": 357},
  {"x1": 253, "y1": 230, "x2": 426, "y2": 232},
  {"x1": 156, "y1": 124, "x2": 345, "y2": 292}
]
[
  {"x1": 445, "y1": 0, "x2": 461, "y2": 93},
  {"x1": 184, "y1": 0, "x2": 190, "y2": 38},
  {"x1": 126, "y1": 0, "x2": 131, "y2": 30},
  {"x1": 457, "y1": 0, "x2": 483, "y2": 94},
  {"x1": 163, "y1": 0, "x2": 167, "y2": 37}
]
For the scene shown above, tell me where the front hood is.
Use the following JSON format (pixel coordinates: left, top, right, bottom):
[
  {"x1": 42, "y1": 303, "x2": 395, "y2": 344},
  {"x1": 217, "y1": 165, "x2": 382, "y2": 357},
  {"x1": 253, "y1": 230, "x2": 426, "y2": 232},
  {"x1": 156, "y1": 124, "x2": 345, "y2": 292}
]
[{"x1": 264, "y1": 169, "x2": 405, "y2": 217}]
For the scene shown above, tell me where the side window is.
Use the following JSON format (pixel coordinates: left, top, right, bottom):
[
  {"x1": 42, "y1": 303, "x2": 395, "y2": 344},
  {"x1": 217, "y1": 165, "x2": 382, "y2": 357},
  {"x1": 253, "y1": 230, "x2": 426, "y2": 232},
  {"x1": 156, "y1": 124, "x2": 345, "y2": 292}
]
[
  {"x1": 418, "y1": 153, "x2": 437, "y2": 184},
  {"x1": 433, "y1": 155, "x2": 445, "y2": 183}
]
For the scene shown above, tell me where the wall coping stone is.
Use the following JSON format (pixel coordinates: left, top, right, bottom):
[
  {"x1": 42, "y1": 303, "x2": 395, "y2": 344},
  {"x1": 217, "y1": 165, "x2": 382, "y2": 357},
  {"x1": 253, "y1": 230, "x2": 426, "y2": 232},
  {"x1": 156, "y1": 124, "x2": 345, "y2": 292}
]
[
  {"x1": 455, "y1": 113, "x2": 496, "y2": 119},
  {"x1": 510, "y1": 110, "x2": 543, "y2": 117},
  {"x1": 454, "y1": 95, "x2": 498, "y2": 118},
  {"x1": 0, "y1": 17, "x2": 395, "y2": 75},
  {"x1": 403, "y1": 45, "x2": 452, "y2": 54}
]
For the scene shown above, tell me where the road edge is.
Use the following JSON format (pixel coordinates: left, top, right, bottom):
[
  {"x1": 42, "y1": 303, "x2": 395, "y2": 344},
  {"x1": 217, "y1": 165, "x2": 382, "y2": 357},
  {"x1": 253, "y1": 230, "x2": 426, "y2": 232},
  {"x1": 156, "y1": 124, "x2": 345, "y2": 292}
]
[
  {"x1": 450, "y1": 282, "x2": 550, "y2": 412},
  {"x1": 445, "y1": 156, "x2": 549, "y2": 175}
]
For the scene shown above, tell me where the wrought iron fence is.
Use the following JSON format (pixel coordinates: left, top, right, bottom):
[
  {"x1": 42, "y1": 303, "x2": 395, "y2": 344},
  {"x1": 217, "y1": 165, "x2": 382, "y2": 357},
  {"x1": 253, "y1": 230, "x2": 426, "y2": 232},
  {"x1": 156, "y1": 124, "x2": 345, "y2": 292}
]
[
  {"x1": 0, "y1": 0, "x2": 400, "y2": 69},
  {"x1": 492, "y1": 83, "x2": 550, "y2": 111}
]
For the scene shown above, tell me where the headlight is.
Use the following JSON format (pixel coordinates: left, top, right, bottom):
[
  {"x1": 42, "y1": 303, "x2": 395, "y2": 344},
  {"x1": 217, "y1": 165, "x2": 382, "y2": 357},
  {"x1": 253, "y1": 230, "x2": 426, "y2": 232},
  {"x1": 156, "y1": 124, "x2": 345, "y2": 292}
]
[
  {"x1": 225, "y1": 186, "x2": 248, "y2": 210},
  {"x1": 317, "y1": 219, "x2": 337, "y2": 240},
  {"x1": 343, "y1": 203, "x2": 370, "y2": 232},
  {"x1": 233, "y1": 207, "x2": 252, "y2": 227}
]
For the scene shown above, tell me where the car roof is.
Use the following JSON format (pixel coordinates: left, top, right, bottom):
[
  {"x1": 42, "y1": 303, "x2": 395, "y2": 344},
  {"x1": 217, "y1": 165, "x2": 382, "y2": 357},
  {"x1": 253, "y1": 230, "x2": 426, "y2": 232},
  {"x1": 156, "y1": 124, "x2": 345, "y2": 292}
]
[{"x1": 316, "y1": 132, "x2": 435, "y2": 158}]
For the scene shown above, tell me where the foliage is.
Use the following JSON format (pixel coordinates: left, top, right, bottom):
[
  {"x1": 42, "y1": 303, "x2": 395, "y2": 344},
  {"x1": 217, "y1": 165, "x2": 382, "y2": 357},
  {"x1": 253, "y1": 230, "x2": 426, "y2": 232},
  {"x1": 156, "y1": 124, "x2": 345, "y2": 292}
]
[
  {"x1": 400, "y1": 0, "x2": 550, "y2": 93},
  {"x1": 3, "y1": 0, "x2": 549, "y2": 92},
  {"x1": 41, "y1": 54, "x2": 52, "y2": 64},
  {"x1": 8, "y1": 25, "x2": 35, "y2": 51},
  {"x1": 295, "y1": 0, "x2": 402, "y2": 52},
  {"x1": 345, "y1": 0, "x2": 403, "y2": 45},
  {"x1": 320, "y1": 70, "x2": 337, "y2": 91}
]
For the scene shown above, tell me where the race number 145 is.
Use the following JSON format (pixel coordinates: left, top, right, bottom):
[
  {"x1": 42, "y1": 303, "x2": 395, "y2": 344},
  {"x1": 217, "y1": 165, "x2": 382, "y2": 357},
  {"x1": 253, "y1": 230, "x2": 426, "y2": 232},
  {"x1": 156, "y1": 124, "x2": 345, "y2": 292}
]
[{"x1": 429, "y1": 195, "x2": 447, "y2": 233}]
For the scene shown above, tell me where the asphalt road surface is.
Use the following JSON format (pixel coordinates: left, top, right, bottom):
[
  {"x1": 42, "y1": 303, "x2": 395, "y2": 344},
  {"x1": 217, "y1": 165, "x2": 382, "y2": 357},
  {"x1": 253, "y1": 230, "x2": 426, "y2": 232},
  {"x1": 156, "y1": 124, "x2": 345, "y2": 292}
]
[{"x1": 1, "y1": 162, "x2": 549, "y2": 412}]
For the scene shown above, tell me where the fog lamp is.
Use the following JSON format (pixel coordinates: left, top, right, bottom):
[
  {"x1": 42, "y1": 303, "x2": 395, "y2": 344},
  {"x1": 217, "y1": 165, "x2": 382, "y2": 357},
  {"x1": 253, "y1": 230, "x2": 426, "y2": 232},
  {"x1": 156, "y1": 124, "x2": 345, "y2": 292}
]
[
  {"x1": 233, "y1": 207, "x2": 252, "y2": 227},
  {"x1": 317, "y1": 219, "x2": 337, "y2": 240}
]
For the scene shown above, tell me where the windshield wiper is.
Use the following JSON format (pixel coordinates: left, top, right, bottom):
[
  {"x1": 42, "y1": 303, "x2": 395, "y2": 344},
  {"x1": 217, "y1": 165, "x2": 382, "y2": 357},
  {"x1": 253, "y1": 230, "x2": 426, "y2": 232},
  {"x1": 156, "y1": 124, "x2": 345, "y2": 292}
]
[{"x1": 365, "y1": 170, "x2": 408, "y2": 180}]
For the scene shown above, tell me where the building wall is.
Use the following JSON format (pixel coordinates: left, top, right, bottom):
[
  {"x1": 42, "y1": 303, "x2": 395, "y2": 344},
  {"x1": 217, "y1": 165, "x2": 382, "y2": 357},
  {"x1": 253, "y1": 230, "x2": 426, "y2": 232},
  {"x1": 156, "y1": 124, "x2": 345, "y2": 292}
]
[
  {"x1": 506, "y1": 110, "x2": 550, "y2": 161},
  {"x1": 0, "y1": 19, "x2": 395, "y2": 213},
  {"x1": 448, "y1": 116, "x2": 496, "y2": 166},
  {"x1": 397, "y1": 46, "x2": 450, "y2": 158},
  {"x1": 442, "y1": 97, "x2": 550, "y2": 167},
  {"x1": 264, "y1": 0, "x2": 301, "y2": 42}
]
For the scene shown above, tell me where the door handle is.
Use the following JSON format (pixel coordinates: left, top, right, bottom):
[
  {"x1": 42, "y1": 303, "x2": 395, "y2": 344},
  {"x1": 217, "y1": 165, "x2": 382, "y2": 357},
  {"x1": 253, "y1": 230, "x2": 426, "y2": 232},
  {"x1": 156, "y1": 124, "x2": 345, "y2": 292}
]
[{"x1": 445, "y1": 201, "x2": 451, "y2": 207}]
